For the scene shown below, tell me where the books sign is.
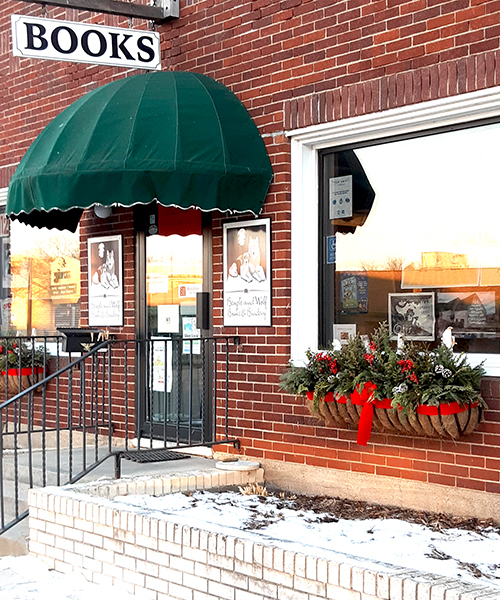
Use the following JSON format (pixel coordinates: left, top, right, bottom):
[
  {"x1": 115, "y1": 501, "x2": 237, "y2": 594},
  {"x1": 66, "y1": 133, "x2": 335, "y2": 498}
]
[{"x1": 11, "y1": 14, "x2": 161, "y2": 70}]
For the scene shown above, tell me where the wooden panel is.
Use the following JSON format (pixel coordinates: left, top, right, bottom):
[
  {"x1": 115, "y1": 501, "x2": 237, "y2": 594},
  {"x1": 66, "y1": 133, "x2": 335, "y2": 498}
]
[{"x1": 15, "y1": 0, "x2": 176, "y2": 23}]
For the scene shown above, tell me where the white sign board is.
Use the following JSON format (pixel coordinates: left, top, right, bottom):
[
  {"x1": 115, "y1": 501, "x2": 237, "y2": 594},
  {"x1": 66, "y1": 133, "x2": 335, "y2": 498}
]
[
  {"x1": 178, "y1": 283, "x2": 202, "y2": 299},
  {"x1": 329, "y1": 175, "x2": 353, "y2": 220},
  {"x1": 223, "y1": 218, "x2": 272, "y2": 327},
  {"x1": 152, "y1": 339, "x2": 173, "y2": 393},
  {"x1": 182, "y1": 316, "x2": 200, "y2": 355},
  {"x1": 88, "y1": 234, "x2": 123, "y2": 327},
  {"x1": 157, "y1": 304, "x2": 180, "y2": 334},
  {"x1": 11, "y1": 14, "x2": 161, "y2": 71}
]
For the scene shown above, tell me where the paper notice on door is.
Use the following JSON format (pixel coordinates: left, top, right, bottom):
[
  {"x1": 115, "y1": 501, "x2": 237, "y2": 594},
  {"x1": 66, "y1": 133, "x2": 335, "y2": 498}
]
[
  {"x1": 152, "y1": 339, "x2": 172, "y2": 393},
  {"x1": 157, "y1": 304, "x2": 180, "y2": 333},
  {"x1": 182, "y1": 316, "x2": 200, "y2": 354}
]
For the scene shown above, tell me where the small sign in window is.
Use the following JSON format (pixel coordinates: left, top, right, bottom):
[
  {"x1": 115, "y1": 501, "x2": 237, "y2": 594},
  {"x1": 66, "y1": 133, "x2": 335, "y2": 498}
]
[{"x1": 329, "y1": 175, "x2": 353, "y2": 220}]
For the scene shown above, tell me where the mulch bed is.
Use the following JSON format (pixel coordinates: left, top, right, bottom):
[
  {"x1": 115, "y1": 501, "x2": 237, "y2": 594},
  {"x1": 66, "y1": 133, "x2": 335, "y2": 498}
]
[
  {"x1": 275, "y1": 493, "x2": 500, "y2": 534},
  {"x1": 229, "y1": 485, "x2": 500, "y2": 535}
]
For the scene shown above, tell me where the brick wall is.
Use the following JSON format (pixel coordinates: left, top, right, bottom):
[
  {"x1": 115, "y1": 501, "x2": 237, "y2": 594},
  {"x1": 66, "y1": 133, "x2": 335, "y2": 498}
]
[
  {"x1": 2, "y1": 1, "x2": 500, "y2": 502},
  {"x1": 28, "y1": 469, "x2": 500, "y2": 600}
]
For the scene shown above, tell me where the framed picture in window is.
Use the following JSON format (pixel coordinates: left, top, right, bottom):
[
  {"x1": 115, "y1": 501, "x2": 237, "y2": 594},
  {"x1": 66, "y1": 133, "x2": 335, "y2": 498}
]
[
  {"x1": 388, "y1": 292, "x2": 435, "y2": 341},
  {"x1": 223, "y1": 218, "x2": 271, "y2": 327},
  {"x1": 333, "y1": 324, "x2": 356, "y2": 345},
  {"x1": 88, "y1": 234, "x2": 123, "y2": 327}
]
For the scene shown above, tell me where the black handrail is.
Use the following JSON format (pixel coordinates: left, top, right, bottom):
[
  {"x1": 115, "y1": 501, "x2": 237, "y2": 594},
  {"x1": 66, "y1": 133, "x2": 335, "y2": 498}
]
[{"x1": 0, "y1": 335, "x2": 240, "y2": 536}]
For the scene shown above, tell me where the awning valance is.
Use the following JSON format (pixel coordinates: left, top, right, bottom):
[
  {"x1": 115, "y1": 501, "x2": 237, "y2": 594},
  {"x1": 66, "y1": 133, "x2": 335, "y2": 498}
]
[{"x1": 7, "y1": 71, "x2": 273, "y2": 232}]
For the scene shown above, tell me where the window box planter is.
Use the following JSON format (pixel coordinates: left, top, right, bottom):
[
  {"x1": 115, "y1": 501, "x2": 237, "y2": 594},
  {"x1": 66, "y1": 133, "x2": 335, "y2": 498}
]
[
  {"x1": 306, "y1": 383, "x2": 483, "y2": 445},
  {"x1": 281, "y1": 323, "x2": 486, "y2": 446},
  {"x1": 0, "y1": 366, "x2": 45, "y2": 395}
]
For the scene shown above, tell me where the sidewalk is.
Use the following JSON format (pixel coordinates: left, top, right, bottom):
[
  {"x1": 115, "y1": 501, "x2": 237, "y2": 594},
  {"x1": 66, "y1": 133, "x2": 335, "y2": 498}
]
[{"x1": 0, "y1": 554, "x2": 137, "y2": 599}]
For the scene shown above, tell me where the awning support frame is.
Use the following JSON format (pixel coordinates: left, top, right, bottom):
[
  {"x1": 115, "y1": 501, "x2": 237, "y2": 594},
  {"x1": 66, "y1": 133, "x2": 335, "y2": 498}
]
[{"x1": 14, "y1": 0, "x2": 179, "y2": 23}]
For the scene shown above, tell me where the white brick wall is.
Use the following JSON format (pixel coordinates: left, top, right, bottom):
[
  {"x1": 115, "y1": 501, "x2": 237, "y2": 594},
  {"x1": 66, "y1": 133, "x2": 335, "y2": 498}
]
[{"x1": 28, "y1": 468, "x2": 499, "y2": 600}]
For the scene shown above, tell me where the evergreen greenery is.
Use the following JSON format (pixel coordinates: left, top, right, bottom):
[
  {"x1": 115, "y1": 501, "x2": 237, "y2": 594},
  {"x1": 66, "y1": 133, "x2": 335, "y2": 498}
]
[
  {"x1": 280, "y1": 323, "x2": 486, "y2": 415},
  {"x1": 0, "y1": 337, "x2": 49, "y2": 372}
]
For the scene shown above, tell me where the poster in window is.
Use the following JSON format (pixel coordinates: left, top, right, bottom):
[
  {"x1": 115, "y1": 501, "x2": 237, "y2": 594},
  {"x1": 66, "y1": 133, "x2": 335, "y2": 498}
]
[
  {"x1": 388, "y1": 292, "x2": 435, "y2": 341},
  {"x1": 223, "y1": 218, "x2": 271, "y2": 327},
  {"x1": 88, "y1": 234, "x2": 123, "y2": 327},
  {"x1": 340, "y1": 274, "x2": 368, "y2": 313},
  {"x1": 1, "y1": 239, "x2": 11, "y2": 288},
  {"x1": 152, "y1": 338, "x2": 172, "y2": 393},
  {"x1": 182, "y1": 316, "x2": 200, "y2": 354},
  {"x1": 436, "y1": 292, "x2": 496, "y2": 338},
  {"x1": 157, "y1": 304, "x2": 179, "y2": 333}
]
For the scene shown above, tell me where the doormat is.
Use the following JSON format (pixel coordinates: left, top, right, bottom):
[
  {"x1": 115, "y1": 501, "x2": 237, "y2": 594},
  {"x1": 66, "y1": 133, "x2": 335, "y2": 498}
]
[{"x1": 121, "y1": 449, "x2": 191, "y2": 463}]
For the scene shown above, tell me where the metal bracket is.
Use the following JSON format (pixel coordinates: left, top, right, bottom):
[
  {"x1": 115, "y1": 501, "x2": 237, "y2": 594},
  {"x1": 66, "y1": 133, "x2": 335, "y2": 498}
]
[
  {"x1": 155, "y1": 0, "x2": 179, "y2": 20},
  {"x1": 16, "y1": 0, "x2": 179, "y2": 24}
]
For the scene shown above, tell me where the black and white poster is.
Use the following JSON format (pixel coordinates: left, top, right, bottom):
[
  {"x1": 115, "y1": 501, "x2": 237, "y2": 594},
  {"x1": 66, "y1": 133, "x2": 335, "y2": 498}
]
[
  {"x1": 88, "y1": 234, "x2": 123, "y2": 327},
  {"x1": 388, "y1": 292, "x2": 435, "y2": 341},
  {"x1": 437, "y1": 291, "x2": 496, "y2": 336},
  {"x1": 223, "y1": 218, "x2": 271, "y2": 327}
]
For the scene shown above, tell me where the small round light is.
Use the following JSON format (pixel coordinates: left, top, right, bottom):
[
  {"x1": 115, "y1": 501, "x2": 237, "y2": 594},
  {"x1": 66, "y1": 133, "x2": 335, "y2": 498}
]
[{"x1": 94, "y1": 204, "x2": 113, "y2": 219}]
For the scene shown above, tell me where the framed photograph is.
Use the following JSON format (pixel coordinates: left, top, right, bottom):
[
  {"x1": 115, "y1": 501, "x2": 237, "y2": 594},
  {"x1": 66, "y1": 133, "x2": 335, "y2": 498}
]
[
  {"x1": 88, "y1": 234, "x2": 123, "y2": 327},
  {"x1": 223, "y1": 218, "x2": 271, "y2": 327},
  {"x1": 333, "y1": 324, "x2": 356, "y2": 345},
  {"x1": 388, "y1": 292, "x2": 435, "y2": 341}
]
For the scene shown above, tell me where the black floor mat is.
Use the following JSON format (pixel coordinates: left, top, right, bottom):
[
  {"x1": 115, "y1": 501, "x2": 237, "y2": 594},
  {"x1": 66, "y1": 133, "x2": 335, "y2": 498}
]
[{"x1": 121, "y1": 449, "x2": 191, "y2": 463}]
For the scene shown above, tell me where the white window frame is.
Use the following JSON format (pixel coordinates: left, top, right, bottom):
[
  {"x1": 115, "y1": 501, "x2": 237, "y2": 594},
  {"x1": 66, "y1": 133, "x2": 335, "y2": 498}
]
[{"x1": 287, "y1": 86, "x2": 500, "y2": 376}]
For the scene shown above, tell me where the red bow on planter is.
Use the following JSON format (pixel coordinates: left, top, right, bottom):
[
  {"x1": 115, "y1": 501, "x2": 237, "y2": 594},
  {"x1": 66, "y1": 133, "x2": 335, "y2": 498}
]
[{"x1": 348, "y1": 383, "x2": 393, "y2": 446}]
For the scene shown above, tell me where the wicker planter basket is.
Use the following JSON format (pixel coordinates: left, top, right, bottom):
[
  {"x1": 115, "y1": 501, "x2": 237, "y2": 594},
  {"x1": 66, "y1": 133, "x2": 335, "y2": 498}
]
[
  {"x1": 0, "y1": 367, "x2": 45, "y2": 396},
  {"x1": 307, "y1": 382, "x2": 483, "y2": 446}
]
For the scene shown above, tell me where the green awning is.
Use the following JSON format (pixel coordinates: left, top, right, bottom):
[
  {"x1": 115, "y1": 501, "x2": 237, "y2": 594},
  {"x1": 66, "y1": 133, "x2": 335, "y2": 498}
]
[{"x1": 7, "y1": 72, "x2": 273, "y2": 232}]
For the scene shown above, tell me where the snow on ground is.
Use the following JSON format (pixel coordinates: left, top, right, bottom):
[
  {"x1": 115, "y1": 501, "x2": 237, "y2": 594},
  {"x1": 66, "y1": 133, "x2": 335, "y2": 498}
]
[
  {"x1": 2, "y1": 488, "x2": 500, "y2": 598},
  {"x1": 0, "y1": 555, "x2": 135, "y2": 600},
  {"x1": 112, "y1": 489, "x2": 500, "y2": 590}
]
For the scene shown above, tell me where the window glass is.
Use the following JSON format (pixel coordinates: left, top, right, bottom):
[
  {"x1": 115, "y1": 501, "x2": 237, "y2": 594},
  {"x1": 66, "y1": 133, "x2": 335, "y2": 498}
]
[
  {"x1": 2, "y1": 216, "x2": 80, "y2": 335},
  {"x1": 320, "y1": 122, "x2": 500, "y2": 353}
]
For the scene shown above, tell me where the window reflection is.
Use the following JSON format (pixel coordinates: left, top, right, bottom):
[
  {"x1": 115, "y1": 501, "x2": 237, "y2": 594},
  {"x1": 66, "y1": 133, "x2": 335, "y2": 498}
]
[
  {"x1": 321, "y1": 122, "x2": 500, "y2": 353},
  {"x1": 1, "y1": 215, "x2": 80, "y2": 335}
]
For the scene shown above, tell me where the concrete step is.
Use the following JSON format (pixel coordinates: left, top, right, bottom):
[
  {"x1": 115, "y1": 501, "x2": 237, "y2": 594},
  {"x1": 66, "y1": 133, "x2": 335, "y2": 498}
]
[
  {"x1": 1, "y1": 445, "x2": 117, "y2": 486},
  {"x1": 1, "y1": 430, "x2": 112, "y2": 451}
]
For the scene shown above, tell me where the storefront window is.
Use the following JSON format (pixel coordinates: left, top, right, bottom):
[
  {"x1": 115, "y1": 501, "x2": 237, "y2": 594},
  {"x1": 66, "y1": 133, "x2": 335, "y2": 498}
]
[
  {"x1": 0, "y1": 207, "x2": 80, "y2": 335},
  {"x1": 320, "y1": 122, "x2": 500, "y2": 354}
]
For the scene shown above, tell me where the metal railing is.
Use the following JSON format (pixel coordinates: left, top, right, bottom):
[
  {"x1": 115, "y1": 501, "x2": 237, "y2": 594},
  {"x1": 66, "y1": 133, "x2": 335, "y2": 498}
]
[{"x1": 0, "y1": 335, "x2": 240, "y2": 535}]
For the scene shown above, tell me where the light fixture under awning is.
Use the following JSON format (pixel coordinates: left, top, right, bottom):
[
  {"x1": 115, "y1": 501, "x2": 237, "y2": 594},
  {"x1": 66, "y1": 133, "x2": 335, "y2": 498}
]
[{"x1": 7, "y1": 71, "x2": 273, "y2": 232}]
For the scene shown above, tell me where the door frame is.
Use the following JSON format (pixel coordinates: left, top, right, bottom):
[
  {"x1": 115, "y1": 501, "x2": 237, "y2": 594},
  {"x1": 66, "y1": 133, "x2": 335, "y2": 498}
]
[{"x1": 134, "y1": 211, "x2": 213, "y2": 442}]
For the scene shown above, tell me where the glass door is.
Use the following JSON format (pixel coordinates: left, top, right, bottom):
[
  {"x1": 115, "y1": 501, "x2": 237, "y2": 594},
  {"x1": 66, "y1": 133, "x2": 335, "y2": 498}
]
[{"x1": 142, "y1": 230, "x2": 208, "y2": 442}]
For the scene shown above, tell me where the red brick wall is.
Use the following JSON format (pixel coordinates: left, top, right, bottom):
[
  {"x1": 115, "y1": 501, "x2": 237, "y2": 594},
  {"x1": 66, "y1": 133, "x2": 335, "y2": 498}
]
[{"x1": 1, "y1": 0, "x2": 500, "y2": 496}]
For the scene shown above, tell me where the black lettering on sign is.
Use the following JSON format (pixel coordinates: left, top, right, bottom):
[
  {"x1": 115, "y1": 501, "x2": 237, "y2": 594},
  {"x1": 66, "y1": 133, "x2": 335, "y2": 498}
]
[
  {"x1": 25, "y1": 23, "x2": 48, "y2": 50},
  {"x1": 137, "y1": 36, "x2": 155, "y2": 63},
  {"x1": 109, "y1": 32, "x2": 133, "y2": 60},
  {"x1": 51, "y1": 26, "x2": 78, "y2": 54},
  {"x1": 81, "y1": 30, "x2": 107, "y2": 57},
  {"x1": 15, "y1": 16, "x2": 160, "y2": 69}
]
